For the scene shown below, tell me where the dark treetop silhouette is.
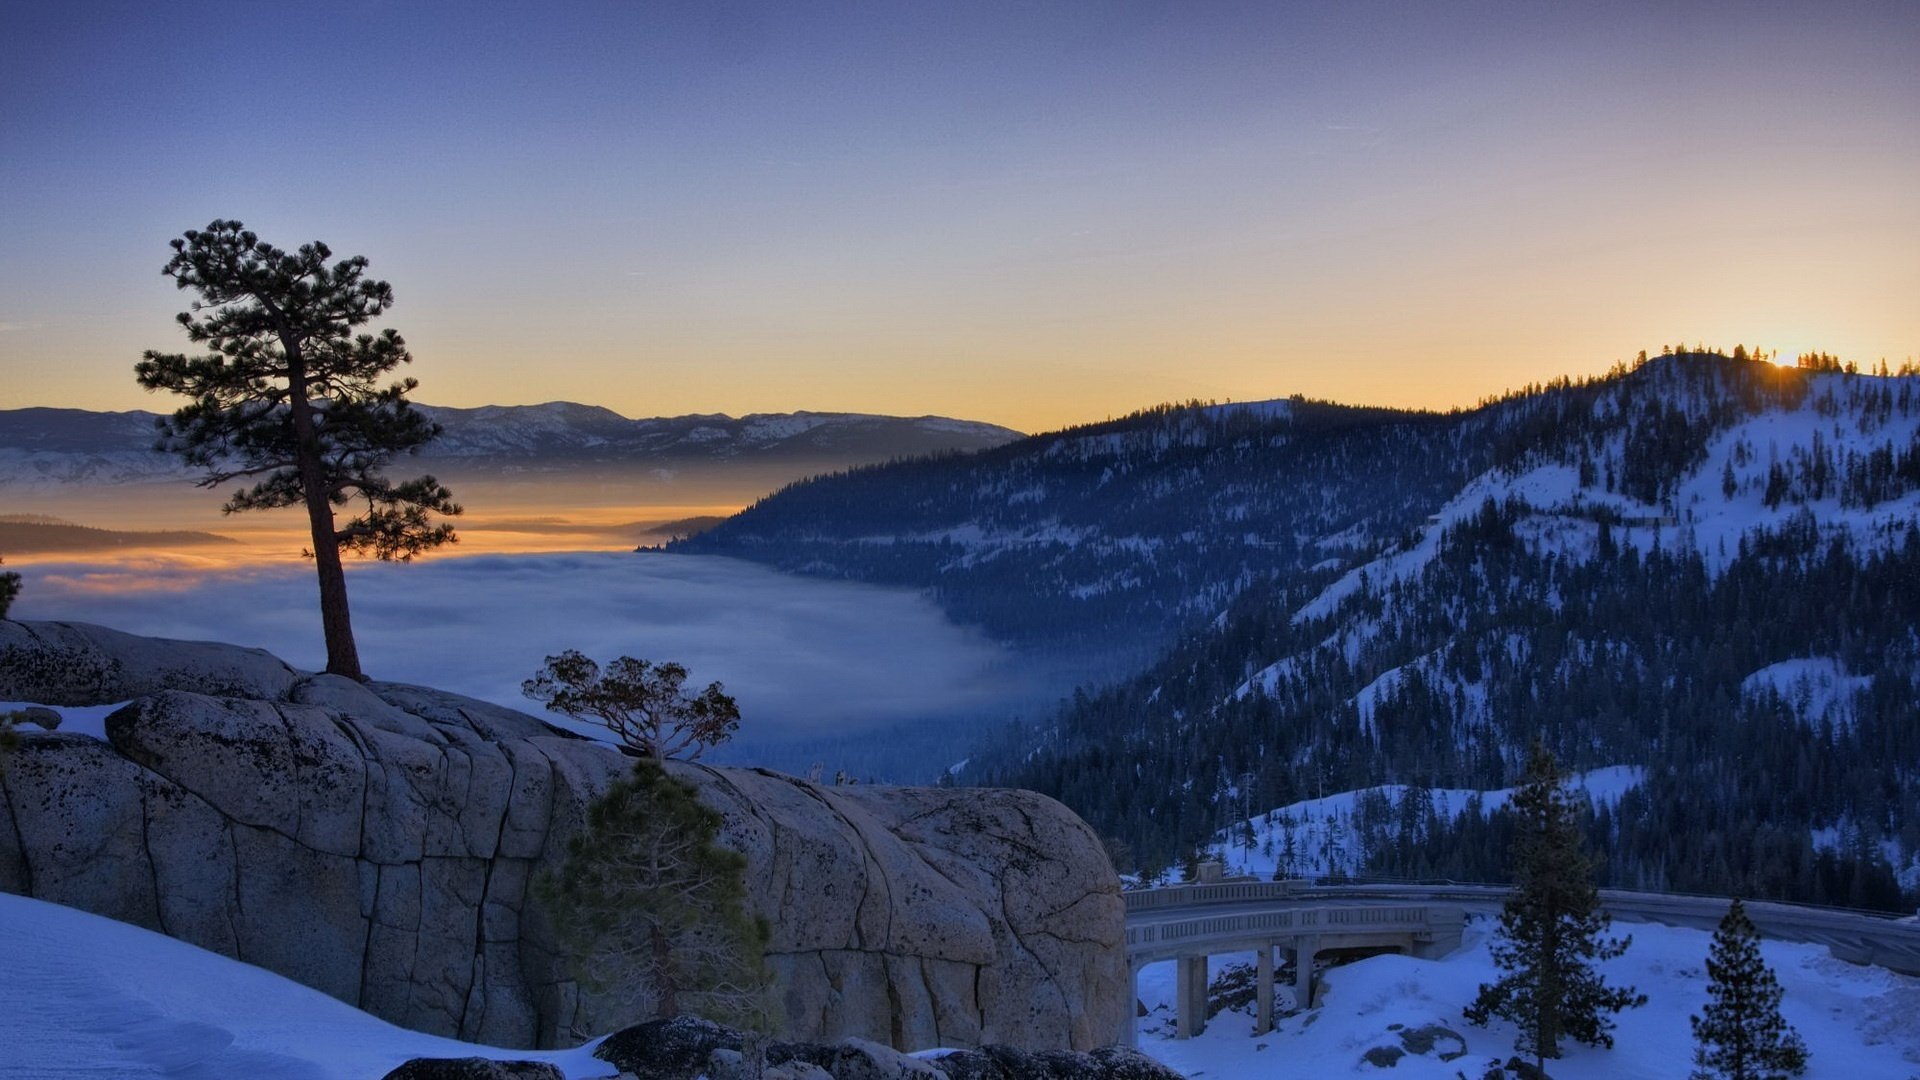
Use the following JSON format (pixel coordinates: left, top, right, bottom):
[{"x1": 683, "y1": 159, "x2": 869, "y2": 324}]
[{"x1": 136, "y1": 220, "x2": 460, "y2": 679}]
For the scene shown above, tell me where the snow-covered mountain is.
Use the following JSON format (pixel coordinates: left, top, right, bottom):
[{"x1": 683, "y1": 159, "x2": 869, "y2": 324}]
[
  {"x1": 0, "y1": 403, "x2": 1023, "y2": 489},
  {"x1": 979, "y1": 356, "x2": 1920, "y2": 907},
  {"x1": 685, "y1": 352, "x2": 1920, "y2": 911}
]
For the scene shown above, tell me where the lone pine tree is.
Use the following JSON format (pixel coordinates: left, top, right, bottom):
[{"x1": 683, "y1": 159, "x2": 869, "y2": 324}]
[
  {"x1": 1464, "y1": 742, "x2": 1645, "y2": 1069},
  {"x1": 136, "y1": 220, "x2": 460, "y2": 679},
  {"x1": 538, "y1": 759, "x2": 771, "y2": 1029},
  {"x1": 1691, "y1": 898, "x2": 1809, "y2": 1080}
]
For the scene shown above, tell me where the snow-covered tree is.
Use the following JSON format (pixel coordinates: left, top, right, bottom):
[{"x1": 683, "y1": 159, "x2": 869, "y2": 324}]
[
  {"x1": 1464, "y1": 743, "x2": 1645, "y2": 1068},
  {"x1": 1691, "y1": 898, "x2": 1808, "y2": 1080}
]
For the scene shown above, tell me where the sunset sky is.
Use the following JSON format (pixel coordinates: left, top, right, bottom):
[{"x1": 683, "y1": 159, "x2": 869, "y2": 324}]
[{"x1": 2, "y1": 1, "x2": 1915, "y2": 433}]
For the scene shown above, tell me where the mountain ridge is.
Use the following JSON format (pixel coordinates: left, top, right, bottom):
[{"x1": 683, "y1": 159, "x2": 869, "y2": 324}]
[
  {"x1": 0, "y1": 402, "x2": 1024, "y2": 488},
  {"x1": 670, "y1": 353, "x2": 1920, "y2": 911}
]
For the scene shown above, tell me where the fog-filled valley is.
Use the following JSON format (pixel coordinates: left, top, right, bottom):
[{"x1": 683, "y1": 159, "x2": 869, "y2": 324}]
[{"x1": 5, "y1": 548, "x2": 1053, "y2": 779}]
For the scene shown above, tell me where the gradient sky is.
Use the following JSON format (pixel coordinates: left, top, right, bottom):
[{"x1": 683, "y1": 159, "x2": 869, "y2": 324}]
[{"x1": 2, "y1": 0, "x2": 1915, "y2": 432}]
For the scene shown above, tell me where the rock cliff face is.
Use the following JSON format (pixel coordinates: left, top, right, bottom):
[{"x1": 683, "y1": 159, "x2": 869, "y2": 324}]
[{"x1": 0, "y1": 621, "x2": 1127, "y2": 1052}]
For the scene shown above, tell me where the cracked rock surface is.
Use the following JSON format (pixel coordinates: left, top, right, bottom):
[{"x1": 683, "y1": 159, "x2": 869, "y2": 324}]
[{"x1": 0, "y1": 621, "x2": 1127, "y2": 1052}]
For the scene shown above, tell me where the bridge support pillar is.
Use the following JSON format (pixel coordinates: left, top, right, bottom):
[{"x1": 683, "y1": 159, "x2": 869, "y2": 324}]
[
  {"x1": 1294, "y1": 935, "x2": 1320, "y2": 1010},
  {"x1": 1253, "y1": 944, "x2": 1275, "y2": 1035},
  {"x1": 1175, "y1": 954, "x2": 1208, "y2": 1039},
  {"x1": 1122, "y1": 961, "x2": 1141, "y2": 1048}
]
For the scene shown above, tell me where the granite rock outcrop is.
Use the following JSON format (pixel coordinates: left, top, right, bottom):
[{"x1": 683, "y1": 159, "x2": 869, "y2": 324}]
[{"x1": 0, "y1": 621, "x2": 1127, "y2": 1052}]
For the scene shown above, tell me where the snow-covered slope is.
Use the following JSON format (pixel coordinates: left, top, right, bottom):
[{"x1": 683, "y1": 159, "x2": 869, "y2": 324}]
[
  {"x1": 1210, "y1": 769, "x2": 1645, "y2": 881},
  {"x1": 1742, "y1": 658, "x2": 1874, "y2": 731},
  {"x1": 0, "y1": 891, "x2": 608, "y2": 1080},
  {"x1": 1290, "y1": 365, "x2": 1920, "y2": 628}
]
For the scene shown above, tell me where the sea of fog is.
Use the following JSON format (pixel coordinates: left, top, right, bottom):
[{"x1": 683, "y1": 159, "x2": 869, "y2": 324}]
[{"x1": 9, "y1": 551, "x2": 1045, "y2": 778}]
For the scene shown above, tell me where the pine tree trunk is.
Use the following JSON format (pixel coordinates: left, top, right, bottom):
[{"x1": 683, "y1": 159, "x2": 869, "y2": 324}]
[
  {"x1": 651, "y1": 924, "x2": 678, "y2": 1018},
  {"x1": 283, "y1": 333, "x2": 363, "y2": 680}
]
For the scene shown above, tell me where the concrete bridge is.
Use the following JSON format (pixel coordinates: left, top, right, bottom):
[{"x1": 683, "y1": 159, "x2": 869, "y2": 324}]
[{"x1": 1119, "y1": 878, "x2": 1920, "y2": 1044}]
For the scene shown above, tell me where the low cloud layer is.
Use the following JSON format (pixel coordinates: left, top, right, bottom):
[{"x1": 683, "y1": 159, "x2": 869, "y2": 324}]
[{"x1": 11, "y1": 552, "x2": 1031, "y2": 752}]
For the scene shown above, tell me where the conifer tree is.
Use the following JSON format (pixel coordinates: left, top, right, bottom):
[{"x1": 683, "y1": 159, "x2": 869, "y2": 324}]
[
  {"x1": 1691, "y1": 898, "x2": 1808, "y2": 1080},
  {"x1": 136, "y1": 220, "x2": 460, "y2": 679},
  {"x1": 538, "y1": 759, "x2": 772, "y2": 1029},
  {"x1": 0, "y1": 556, "x2": 19, "y2": 619},
  {"x1": 1464, "y1": 742, "x2": 1645, "y2": 1069},
  {"x1": 524, "y1": 651, "x2": 740, "y2": 760}
]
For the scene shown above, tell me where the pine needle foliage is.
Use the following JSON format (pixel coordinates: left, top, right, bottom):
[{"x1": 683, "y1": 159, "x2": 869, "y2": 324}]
[
  {"x1": 538, "y1": 759, "x2": 772, "y2": 1031},
  {"x1": 135, "y1": 220, "x2": 460, "y2": 679},
  {"x1": 0, "y1": 556, "x2": 18, "y2": 619},
  {"x1": 1464, "y1": 742, "x2": 1646, "y2": 1067},
  {"x1": 1691, "y1": 899, "x2": 1809, "y2": 1080}
]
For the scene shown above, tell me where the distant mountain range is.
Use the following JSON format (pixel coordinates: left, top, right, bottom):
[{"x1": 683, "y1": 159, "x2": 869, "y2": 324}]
[
  {"x1": 676, "y1": 353, "x2": 1920, "y2": 911},
  {"x1": 0, "y1": 515, "x2": 236, "y2": 554},
  {"x1": 0, "y1": 404, "x2": 1023, "y2": 488}
]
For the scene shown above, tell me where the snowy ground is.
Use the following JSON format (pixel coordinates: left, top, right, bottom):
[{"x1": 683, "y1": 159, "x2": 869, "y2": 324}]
[
  {"x1": 1136, "y1": 916, "x2": 1920, "y2": 1079},
  {"x1": 7, "y1": 890, "x2": 1919, "y2": 1078},
  {"x1": 0, "y1": 892, "x2": 613, "y2": 1079}
]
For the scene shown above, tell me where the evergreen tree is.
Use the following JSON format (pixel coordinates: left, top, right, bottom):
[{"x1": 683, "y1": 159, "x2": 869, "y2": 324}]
[
  {"x1": 538, "y1": 759, "x2": 772, "y2": 1029},
  {"x1": 1464, "y1": 743, "x2": 1645, "y2": 1068},
  {"x1": 524, "y1": 651, "x2": 741, "y2": 760},
  {"x1": 136, "y1": 220, "x2": 460, "y2": 679},
  {"x1": 1691, "y1": 899, "x2": 1808, "y2": 1080},
  {"x1": 0, "y1": 556, "x2": 18, "y2": 619}
]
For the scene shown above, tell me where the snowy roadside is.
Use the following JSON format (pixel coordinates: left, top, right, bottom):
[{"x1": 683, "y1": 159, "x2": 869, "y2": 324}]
[{"x1": 1134, "y1": 917, "x2": 1920, "y2": 1079}]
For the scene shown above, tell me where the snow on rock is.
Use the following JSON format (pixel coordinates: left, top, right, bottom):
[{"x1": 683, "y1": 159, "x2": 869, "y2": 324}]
[
  {"x1": 0, "y1": 699, "x2": 131, "y2": 740},
  {"x1": 1135, "y1": 918, "x2": 1920, "y2": 1079}
]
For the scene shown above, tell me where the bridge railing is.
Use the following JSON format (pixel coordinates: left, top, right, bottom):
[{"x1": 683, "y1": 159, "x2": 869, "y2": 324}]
[
  {"x1": 1121, "y1": 880, "x2": 1310, "y2": 912},
  {"x1": 1125, "y1": 903, "x2": 1447, "y2": 952}
]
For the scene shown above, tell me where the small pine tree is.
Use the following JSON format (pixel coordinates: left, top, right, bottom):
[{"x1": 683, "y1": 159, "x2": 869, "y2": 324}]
[
  {"x1": 1464, "y1": 743, "x2": 1646, "y2": 1069},
  {"x1": 0, "y1": 556, "x2": 19, "y2": 619},
  {"x1": 1691, "y1": 899, "x2": 1808, "y2": 1080},
  {"x1": 538, "y1": 759, "x2": 772, "y2": 1030},
  {"x1": 524, "y1": 651, "x2": 740, "y2": 760}
]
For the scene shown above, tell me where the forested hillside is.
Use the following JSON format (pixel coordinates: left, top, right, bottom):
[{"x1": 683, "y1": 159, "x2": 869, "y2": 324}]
[
  {"x1": 980, "y1": 354, "x2": 1920, "y2": 910},
  {"x1": 675, "y1": 400, "x2": 1481, "y2": 673},
  {"x1": 685, "y1": 350, "x2": 1920, "y2": 912}
]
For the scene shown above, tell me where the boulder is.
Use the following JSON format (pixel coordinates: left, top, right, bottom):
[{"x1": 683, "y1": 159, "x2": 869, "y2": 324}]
[
  {"x1": 0, "y1": 620, "x2": 299, "y2": 702},
  {"x1": 810, "y1": 1038, "x2": 944, "y2": 1080},
  {"x1": 1083, "y1": 1048, "x2": 1184, "y2": 1080},
  {"x1": 0, "y1": 621, "x2": 1128, "y2": 1053},
  {"x1": 380, "y1": 1059, "x2": 565, "y2": 1080},
  {"x1": 593, "y1": 1015, "x2": 742, "y2": 1078}
]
